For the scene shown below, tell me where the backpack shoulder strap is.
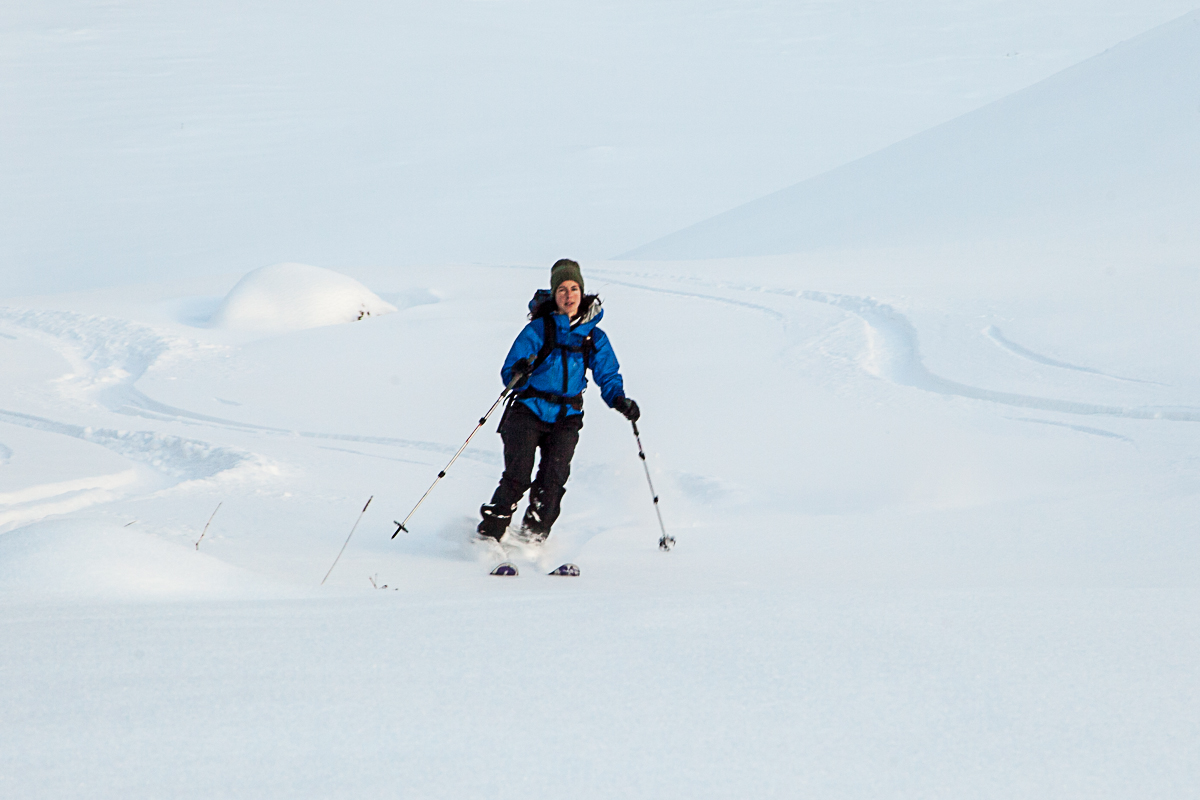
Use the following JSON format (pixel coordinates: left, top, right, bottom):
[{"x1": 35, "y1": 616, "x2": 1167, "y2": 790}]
[{"x1": 528, "y1": 314, "x2": 558, "y2": 374}]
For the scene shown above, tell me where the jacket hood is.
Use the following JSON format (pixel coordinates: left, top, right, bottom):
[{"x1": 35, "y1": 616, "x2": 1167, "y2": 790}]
[{"x1": 529, "y1": 290, "x2": 603, "y2": 332}]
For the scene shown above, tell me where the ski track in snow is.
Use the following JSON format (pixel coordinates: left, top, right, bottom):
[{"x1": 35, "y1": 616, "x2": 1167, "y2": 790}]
[
  {"x1": 0, "y1": 308, "x2": 274, "y2": 508},
  {"x1": 0, "y1": 309, "x2": 493, "y2": 464},
  {"x1": 984, "y1": 325, "x2": 1160, "y2": 385},
  {"x1": 797, "y1": 290, "x2": 1200, "y2": 422},
  {"x1": 3, "y1": 265, "x2": 1180, "y2": 533},
  {"x1": 1008, "y1": 417, "x2": 1136, "y2": 444},
  {"x1": 0, "y1": 306, "x2": 495, "y2": 522},
  {"x1": 0, "y1": 307, "x2": 499, "y2": 466},
  {"x1": 315, "y1": 445, "x2": 438, "y2": 467},
  {"x1": 0, "y1": 407, "x2": 270, "y2": 531},
  {"x1": 0, "y1": 307, "x2": 184, "y2": 405},
  {"x1": 0, "y1": 468, "x2": 138, "y2": 508},
  {"x1": 0, "y1": 468, "x2": 141, "y2": 531},
  {"x1": 118, "y1": 389, "x2": 497, "y2": 465},
  {"x1": 0, "y1": 409, "x2": 261, "y2": 482},
  {"x1": 593, "y1": 270, "x2": 1200, "y2": 428}
]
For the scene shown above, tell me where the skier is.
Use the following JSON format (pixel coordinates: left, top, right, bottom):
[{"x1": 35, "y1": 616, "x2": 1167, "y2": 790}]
[{"x1": 477, "y1": 259, "x2": 639, "y2": 543}]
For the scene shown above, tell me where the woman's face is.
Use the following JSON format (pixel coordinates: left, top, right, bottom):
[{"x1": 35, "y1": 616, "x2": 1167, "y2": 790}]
[{"x1": 555, "y1": 280, "x2": 582, "y2": 318}]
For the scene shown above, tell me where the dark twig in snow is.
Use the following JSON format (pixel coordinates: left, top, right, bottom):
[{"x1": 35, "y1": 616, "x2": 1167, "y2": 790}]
[
  {"x1": 368, "y1": 573, "x2": 397, "y2": 590},
  {"x1": 322, "y1": 496, "x2": 373, "y2": 585},
  {"x1": 194, "y1": 502, "x2": 222, "y2": 550}
]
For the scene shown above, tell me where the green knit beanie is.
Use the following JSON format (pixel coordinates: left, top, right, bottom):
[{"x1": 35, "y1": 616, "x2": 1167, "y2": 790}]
[{"x1": 550, "y1": 258, "x2": 584, "y2": 295}]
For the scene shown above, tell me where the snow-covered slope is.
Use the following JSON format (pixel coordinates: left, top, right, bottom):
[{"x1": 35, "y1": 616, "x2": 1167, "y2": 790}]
[
  {"x1": 625, "y1": 10, "x2": 1200, "y2": 259},
  {"x1": 3, "y1": 251, "x2": 1199, "y2": 796},
  {"x1": 0, "y1": 518, "x2": 293, "y2": 601},
  {"x1": 4, "y1": 2, "x2": 1199, "y2": 295},
  {"x1": 4, "y1": 4, "x2": 1200, "y2": 799}
]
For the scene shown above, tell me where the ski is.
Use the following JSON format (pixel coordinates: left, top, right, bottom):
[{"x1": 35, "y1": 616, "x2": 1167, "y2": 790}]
[
  {"x1": 490, "y1": 562, "x2": 518, "y2": 577},
  {"x1": 548, "y1": 563, "x2": 580, "y2": 576}
]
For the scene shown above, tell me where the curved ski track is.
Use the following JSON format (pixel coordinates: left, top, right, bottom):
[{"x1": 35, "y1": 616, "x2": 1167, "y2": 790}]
[
  {"x1": 0, "y1": 308, "x2": 497, "y2": 526},
  {"x1": 591, "y1": 269, "x2": 1200, "y2": 429},
  {"x1": 983, "y1": 325, "x2": 1161, "y2": 386},
  {"x1": 6, "y1": 268, "x2": 1179, "y2": 527}
]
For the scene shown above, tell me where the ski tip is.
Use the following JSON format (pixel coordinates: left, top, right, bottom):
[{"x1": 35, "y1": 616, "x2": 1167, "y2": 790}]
[
  {"x1": 548, "y1": 563, "x2": 580, "y2": 577},
  {"x1": 490, "y1": 562, "x2": 519, "y2": 577}
]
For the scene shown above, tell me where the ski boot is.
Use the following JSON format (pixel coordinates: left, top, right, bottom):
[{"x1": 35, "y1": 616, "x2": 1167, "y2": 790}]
[
  {"x1": 513, "y1": 505, "x2": 549, "y2": 545},
  {"x1": 475, "y1": 503, "x2": 513, "y2": 542}
]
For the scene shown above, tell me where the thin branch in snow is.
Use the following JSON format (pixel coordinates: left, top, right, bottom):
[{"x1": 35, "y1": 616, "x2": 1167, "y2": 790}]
[
  {"x1": 321, "y1": 496, "x2": 373, "y2": 585},
  {"x1": 194, "y1": 502, "x2": 222, "y2": 550}
]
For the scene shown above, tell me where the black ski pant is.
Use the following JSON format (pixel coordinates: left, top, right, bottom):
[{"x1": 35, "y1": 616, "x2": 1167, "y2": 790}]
[{"x1": 487, "y1": 402, "x2": 582, "y2": 532}]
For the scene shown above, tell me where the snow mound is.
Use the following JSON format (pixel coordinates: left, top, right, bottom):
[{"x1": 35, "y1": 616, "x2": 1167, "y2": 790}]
[
  {"x1": 624, "y1": 9, "x2": 1200, "y2": 259},
  {"x1": 0, "y1": 519, "x2": 290, "y2": 602},
  {"x1": 210, "y1": 262, "x2": 397, "y2": 331}
]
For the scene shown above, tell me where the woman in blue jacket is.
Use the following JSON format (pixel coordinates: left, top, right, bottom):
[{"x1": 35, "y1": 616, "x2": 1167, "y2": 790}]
[{"x1": 478, "y1": 259, "x2": 639, "y2": 543}]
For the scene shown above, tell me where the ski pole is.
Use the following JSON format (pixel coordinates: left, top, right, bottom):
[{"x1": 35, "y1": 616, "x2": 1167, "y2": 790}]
[
  {"x1": 322, "y1": 495, "x2": 373, "y2": 585},
  {"x1": 632, "y1": 420, "x2": 674, "y2": 551},
  {"x1": 392, "y1": 370, "x2": 526, "y2": 538}
]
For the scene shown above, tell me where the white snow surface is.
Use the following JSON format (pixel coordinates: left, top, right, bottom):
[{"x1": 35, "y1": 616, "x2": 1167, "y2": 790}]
[
  {"x1": 4, "y1": 1, "x2": 1200, "y2": 294},
  {"x1": 210, "y1": 262, "x2": 397, "y2": 331},
  {"x1": 627, "y1": 9, "x2": 1200, "y2": 259},
  {"x1": 0, "y1": 518, "x2": 293, "y2": 601},
  {"x1": 3, "y1": 4, "x2": 1200, "y2": 799}
]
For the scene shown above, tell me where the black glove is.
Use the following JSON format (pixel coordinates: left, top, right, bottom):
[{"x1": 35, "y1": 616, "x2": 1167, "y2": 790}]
[
  {"x1": 614, "y1": 396, "x2": 640, "y2": 422},
  {"x1": 511, "y1": 357, "x2": 533, "y2": 380}
]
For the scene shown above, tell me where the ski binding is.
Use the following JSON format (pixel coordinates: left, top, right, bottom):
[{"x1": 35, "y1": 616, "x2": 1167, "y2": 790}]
[
  {"x1": 548, "y1": 563, "x2": 580, "y2": 577},
  {"x1": 490, "y1": 562, "x2": 518, "y2": 577}
]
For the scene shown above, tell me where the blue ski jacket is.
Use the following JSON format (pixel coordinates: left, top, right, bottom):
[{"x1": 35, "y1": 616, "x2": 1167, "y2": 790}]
[{"x1": 501, "y1": 293, "x2": 625, "y2": 423}]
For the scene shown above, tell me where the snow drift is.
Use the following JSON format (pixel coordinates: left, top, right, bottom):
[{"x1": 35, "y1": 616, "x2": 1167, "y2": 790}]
[
  {"x1": 623, "y1": 10, "x2": 1200, "y2": 259},
  {"x1": 209, "y1": 262, "x2": 396, "y2": 331},
  {"x1": 0, "y1": 519, "x2": 288, "y2": 601}
]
